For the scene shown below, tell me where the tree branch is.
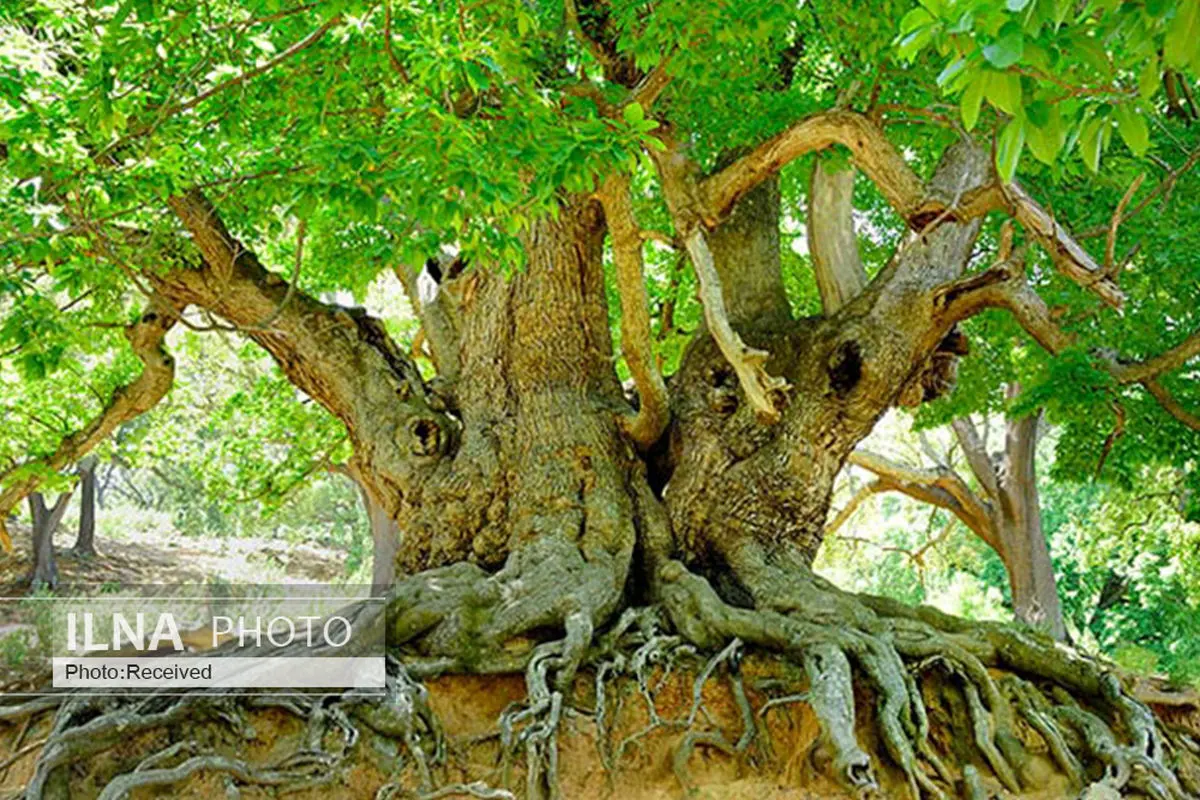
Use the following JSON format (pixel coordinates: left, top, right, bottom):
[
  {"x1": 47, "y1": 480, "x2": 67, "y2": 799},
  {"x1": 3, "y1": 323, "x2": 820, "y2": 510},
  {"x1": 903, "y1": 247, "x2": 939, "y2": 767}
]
[
  {"x1": 1109, "y1": 330, "x2": 1200, "y2": 384},
  {"x1": 0, "y1": 308, "x2": 178, "y2": 552},
  {"x1": 704, "y1": 109, "x2": 1125, "y2": 309},
  {"x1": 1000, "y1": 183, "x2": 1126, "y2": 309},
  {"x1": 651, "y1": 137, "x2": 789, "y2": 423},
  {"x1": 700, "y1": 110, "x2": 925, "y2": 228},
  {"x1": 1142, "y1": 379, "x2": 1200, "y2": 431},
  {"x1": 827, "y1": 480, "x2": 883, "y2": 536},
  {"x1": 684, "y1": 228, "x2": 788, "y2": 423},
  {"x1": 597, "y1": 174, "x2": 670, "y2": 450},
  {"x1": 950, "y1": 417, "x2": 1000, "y2": 501},
  {"x1": 938, "y1": 251, "x2": 1200, "y2": 430},
  {"x1": 394, "y1": 254, "x2": 462, "y2": 384},
  {"x1": 159, "y1": 188, "x2": 454, "y2": 505},
  {"x1": 807, "y1": 158, "x2": 867, "y2": 314},
  {"x1": 164, "y1": 15, "x2": 341, "y2": 119},
  {"x1": 846, "y1": 450, "x2": 998, "y2": 551},
  {"x1": 1104, "y1": 173, "x2": 1144, "y2": 278}
]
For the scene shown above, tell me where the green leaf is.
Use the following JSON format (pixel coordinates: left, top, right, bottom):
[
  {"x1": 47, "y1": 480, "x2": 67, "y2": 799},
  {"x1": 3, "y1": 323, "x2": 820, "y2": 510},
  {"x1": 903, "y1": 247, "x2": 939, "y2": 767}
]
[
  {"x1": 896, "y1": 7, "x2": 936, "y2": 59},
  {"x1": 961, "y1": 78, "x2": 985, "y2": 130},
  {"x1": 1026, "y1": 99, "x2": 1050, "y2": 127},
  {"x1": 995, "y1": 117, "x2": 1026, "y2": 182},
  {"x1": 899, "y1": 6, "x2": 935, "y2": 33},
  {"x1": 1139, "y1": 57, "x2": 1161, "y2": 101},
  {"x1": 622, "y1": 102, "x2": 645, "y2": 125},
  {"x1": 1026, "y1": 105, "x2": 1065, "y2": 164},
  {"x1": 1165, "y1": 0, "x2": 1200, "y2": 69},
  {"x1": 983, "y1": 23, "x2": 1025, "y2": 69},
  {"x1": 1113, "y1": 104, "x2": 1150, "y2": 156},
  {"x1": 984, "y1": 70, "x2": 1023, "y2": 116},
  {"x1": 937, "y1": 57, "x2": 969, "y2": 89},
  {"x1": 1078, "y1": 114, "x2": 1106, "y2": 172}
]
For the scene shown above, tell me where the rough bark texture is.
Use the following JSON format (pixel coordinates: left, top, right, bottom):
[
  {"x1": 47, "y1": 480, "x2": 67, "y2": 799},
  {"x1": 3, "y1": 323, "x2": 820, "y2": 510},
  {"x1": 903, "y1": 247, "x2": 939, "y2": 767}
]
[
  {"x1": 336, "y1": 464, "x2": 401, "y2": 594},
  {"x1": 663, "y1": 143, "x2": 985, "y2": 588}
]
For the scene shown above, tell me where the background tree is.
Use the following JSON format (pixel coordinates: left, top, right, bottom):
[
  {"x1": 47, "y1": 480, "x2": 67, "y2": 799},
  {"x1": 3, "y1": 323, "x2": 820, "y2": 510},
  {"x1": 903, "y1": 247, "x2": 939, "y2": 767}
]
[
  {"x1": 837, "y1": 387, "x2": 1066, "y2": 640},
  {"x1": 71, "y1": 454, "x2": 97, "y2": 558}
]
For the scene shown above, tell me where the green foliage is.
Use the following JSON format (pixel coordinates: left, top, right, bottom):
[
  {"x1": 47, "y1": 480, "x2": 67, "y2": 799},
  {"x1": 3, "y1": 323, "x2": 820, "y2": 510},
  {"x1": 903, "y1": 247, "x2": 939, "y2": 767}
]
[{"x1": 828, "y1": 420, "x2": 1200, "y2": 687}]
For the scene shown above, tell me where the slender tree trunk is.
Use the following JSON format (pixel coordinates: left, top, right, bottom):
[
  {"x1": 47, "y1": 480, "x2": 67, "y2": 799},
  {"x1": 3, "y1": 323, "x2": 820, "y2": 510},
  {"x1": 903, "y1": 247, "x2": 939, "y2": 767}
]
[
  {"x1": 951, "y1": 396, "x2": 1067, "y2": 641},
  {"x1": 995, "y1": 409, "x2": 1067, "y2": 640},
  {"x1": 96, "y1": 459, "x2": 115, "y2": 508},
  {"x1": 28, "y1": 490, "x2": 71, "y2": 589},
  {"x1": 72, "y1": 456, "x2": 98, "y2": 558},
  {"x1": 337, "y1": 465, "x2": 401, "y2": 595}
]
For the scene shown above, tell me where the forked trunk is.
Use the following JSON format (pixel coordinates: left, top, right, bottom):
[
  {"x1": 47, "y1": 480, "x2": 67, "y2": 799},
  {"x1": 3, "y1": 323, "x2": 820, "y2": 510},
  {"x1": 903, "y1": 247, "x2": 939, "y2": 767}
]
[{"x1": 28, "y1": 490, "x2": 71, "y2": 589}]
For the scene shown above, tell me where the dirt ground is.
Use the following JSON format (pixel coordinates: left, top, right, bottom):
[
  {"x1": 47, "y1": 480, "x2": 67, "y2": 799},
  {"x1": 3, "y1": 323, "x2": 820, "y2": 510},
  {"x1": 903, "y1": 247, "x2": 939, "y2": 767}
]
[{"x1": 0, "y1": 521, "x2": 349, "y2": 595}]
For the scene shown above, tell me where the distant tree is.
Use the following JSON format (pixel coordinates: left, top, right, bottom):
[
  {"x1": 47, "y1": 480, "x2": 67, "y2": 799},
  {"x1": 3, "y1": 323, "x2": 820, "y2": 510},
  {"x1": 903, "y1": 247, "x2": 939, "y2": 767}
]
[
  {"x1": 26, "y1": 488, "x2": 71, "y2": 589},
  {"x1": 836, "y1": 390, "x2": 1066, "y2": 640},
  {"x1": 72, "y1": 454, "x2": 98, "y2": 558}
]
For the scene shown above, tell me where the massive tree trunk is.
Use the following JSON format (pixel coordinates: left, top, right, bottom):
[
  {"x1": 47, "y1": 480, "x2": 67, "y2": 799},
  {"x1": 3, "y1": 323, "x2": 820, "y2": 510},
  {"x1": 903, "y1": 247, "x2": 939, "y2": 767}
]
[{"x1": 387, "y1": 197, "x2": 648, "y2": 690}]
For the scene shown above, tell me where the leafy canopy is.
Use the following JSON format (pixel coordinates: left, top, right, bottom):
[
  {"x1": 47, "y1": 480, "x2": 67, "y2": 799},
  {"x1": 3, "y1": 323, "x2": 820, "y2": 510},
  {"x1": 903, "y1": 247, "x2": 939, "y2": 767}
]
[{"x1": 1, "y1": 0, "x2": 1198, "y2": 507}]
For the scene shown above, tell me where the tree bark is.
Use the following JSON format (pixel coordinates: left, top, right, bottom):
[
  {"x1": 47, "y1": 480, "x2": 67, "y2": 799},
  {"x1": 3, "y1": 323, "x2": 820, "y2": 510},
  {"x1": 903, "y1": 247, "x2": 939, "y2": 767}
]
[
  {"x1": 336, "y1": 464, "x2": 401, "y2": 595},
  {"x1": 72, "y1": 456, "x2": 98, "y2": 558},
  {"x1": 808, "y1": 158, "x2": 867, "y2": 314},
  {"x1": 995, "y1": 410, "x2": 1066, "y2": 641},
  {"x1": 28, "y1": 490, "x2": 71, "y2": 589},
  {"x1": 661, "y1": 141, "x2": 988, "y2": 591}
]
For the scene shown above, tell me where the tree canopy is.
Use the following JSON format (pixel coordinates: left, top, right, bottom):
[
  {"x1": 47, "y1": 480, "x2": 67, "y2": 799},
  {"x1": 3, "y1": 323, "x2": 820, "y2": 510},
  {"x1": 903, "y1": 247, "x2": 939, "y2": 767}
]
[{"x1": 2, "y1": 0, "x2": 1198, "y2": 527}]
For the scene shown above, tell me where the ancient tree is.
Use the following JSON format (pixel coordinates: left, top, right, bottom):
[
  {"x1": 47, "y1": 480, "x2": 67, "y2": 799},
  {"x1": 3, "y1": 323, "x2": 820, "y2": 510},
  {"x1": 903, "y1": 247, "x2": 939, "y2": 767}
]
[{"x1": 3, "y1": 0, "x2": 1200, "y2": 797}]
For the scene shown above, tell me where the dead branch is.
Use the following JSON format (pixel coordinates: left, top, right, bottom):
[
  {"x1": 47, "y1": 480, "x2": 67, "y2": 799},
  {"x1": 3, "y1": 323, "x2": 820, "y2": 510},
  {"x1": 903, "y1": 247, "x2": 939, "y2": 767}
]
[
  {"x1": 847, "y1": 450, "x2": 998, "y2": 552},
  {"x1": 684, "y1": 228, "x2": 788, "y2": 423}
]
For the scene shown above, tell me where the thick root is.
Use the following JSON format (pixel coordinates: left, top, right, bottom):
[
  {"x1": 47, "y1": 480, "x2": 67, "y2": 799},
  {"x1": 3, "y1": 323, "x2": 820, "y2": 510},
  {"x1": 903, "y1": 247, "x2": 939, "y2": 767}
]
[
  {"x1": 8, "y1": 552, "x2": 1197, "y2": 799},
  {"x1": 652, "y1": 558, "x2": 1197, "y2": 800},
  {"x1": 388, "y1": 537, "x2": 622, "y2": 680}
]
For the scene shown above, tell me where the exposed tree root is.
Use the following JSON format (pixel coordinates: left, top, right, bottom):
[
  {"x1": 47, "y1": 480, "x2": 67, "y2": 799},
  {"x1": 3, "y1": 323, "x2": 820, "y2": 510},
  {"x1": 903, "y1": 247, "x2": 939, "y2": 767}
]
[
  {"x1": 651, "y1": 557, "x2": 1197, "y2": 799},
  {"x1": 7, "y1": 557, "x2": 1198, "y2": 799}
]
